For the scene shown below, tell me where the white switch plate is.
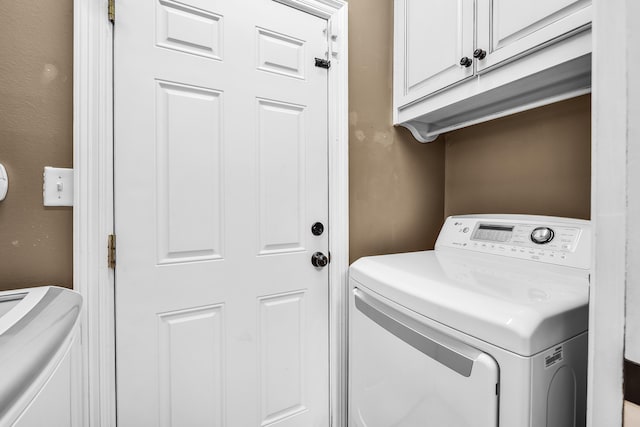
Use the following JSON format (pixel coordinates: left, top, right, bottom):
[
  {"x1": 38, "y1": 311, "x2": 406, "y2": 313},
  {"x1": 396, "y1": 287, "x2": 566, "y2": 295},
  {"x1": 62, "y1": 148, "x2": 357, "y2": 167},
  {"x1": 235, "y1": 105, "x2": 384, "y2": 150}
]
[{"x1": 43, "y1": 167, "x2": 74, "y2": 206}]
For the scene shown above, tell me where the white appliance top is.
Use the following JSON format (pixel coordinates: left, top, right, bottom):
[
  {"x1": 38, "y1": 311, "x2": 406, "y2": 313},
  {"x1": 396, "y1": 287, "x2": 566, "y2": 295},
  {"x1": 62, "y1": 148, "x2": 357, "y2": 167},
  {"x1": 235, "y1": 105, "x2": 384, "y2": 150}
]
[
  {"x1": 349, "y1": 214, "x2": 591, "y2": 356},
  {"x1": 0, "y1": 286, "x2": 82, "y2": 425}
]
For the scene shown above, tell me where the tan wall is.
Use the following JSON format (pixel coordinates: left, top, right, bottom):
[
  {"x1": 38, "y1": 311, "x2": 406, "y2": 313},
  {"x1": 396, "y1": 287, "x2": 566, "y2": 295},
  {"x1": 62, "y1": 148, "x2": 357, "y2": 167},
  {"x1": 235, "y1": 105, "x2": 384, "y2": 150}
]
[
  {"x1": 444, "y1": 95, "x2": 591, "y2": 220},
  {"x1": 0, "y1": 0, "x2": 74, "y2": 291},
  {"x1": 348, "y1": 0, "x2": 446, "y2": 264}
]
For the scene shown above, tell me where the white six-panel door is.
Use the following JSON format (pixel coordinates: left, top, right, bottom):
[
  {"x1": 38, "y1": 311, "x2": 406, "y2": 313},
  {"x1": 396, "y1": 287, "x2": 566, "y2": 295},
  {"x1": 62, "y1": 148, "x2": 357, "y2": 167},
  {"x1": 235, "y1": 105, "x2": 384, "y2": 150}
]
[{"x1": 114, "y1": 0, "x2": 330, "y2": 425}]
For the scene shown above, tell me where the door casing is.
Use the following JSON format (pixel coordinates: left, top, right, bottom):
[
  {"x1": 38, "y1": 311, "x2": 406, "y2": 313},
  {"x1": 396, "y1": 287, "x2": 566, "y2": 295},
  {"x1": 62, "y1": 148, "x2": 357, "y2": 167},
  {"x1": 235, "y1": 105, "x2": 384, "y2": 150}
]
[{"x1": 72, "y1": 1, "x2": 349, "y2": 426}]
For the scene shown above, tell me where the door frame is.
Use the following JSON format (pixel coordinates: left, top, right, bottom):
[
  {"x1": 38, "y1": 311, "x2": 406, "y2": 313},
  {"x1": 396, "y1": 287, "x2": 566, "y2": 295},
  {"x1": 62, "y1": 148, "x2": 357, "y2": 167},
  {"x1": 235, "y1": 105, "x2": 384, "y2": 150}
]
[
  {"x1": 72, "y1": 1, "x2": 348, "y2": 425},
  {"x1": 587, "y1": 0, "x2": 630, "y2": 425}
]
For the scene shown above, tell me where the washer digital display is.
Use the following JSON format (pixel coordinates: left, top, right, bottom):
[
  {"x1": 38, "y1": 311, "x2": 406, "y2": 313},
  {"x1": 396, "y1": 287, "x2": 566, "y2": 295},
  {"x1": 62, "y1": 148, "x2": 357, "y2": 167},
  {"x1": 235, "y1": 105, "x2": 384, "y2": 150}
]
[{"x1": 472, "y1": 224, "x2": 514, "y2": 242}]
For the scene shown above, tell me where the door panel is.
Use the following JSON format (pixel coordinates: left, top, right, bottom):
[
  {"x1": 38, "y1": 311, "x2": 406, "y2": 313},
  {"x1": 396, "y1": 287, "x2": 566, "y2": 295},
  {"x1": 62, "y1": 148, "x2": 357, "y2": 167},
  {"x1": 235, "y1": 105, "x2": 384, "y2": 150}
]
[
  {"x1": 256, "y1": 28, "x2": 305, "y2": 79},
  {"x1": 114, "y1": 1, "x2": 330, "y2": 425},
  {"x1": 156, "y1": 0, "x2": 223, "y2": 60},
  {"x1": 259, "y1": 291, "x2": 307, "y2": 425},
  {"x1": 157, "y1": 305, "x2": 225, "y2": 427},
  {"x1": 476, "y1": 0, "x2": 591, "y2": 72},
  {"x1": 257, "y1": 99, "x2": 306, "y2": 255},
  {"x1": 156, "y1": 81, "x2": 224, "y2": 263}
]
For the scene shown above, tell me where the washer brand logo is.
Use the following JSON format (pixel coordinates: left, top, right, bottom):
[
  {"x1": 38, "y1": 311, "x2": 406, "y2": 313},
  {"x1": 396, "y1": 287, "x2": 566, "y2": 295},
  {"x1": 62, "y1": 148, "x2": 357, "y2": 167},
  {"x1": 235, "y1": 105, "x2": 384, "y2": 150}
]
[{"x1": 545, "y1": 345, "x2": 564, "y2": 368}]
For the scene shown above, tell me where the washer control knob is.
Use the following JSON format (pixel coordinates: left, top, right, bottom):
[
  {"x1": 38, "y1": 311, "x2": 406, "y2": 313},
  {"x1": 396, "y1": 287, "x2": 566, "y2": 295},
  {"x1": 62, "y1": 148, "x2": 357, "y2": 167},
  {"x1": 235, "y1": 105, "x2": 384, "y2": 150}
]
[{"x1": 531, "y1": 227, "x2": 554, "y2": 244}]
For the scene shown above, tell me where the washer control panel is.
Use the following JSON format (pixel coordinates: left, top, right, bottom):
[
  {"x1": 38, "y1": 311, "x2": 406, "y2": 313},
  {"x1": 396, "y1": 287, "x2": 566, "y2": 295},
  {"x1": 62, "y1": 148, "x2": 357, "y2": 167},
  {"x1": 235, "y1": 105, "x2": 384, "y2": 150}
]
[{"x1": 436, "y1": 215, "x2": 590, "y2": 269}]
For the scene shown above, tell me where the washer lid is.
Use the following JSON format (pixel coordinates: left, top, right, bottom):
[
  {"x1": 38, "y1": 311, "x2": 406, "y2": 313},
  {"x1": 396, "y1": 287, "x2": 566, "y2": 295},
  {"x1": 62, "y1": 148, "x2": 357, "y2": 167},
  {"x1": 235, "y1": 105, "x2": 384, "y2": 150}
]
[{"x1": 349, "y1": 250, "x2": 589, "y2": 357}]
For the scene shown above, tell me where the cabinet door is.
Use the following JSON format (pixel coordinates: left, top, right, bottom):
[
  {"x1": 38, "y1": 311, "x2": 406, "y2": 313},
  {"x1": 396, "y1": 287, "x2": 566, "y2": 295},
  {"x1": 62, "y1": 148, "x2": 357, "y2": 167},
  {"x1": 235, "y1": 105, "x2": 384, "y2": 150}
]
[
  {"x1": 475, "y1": 0, "x2": 591, "y2": 72},
  {"x1": 394, "y1": 0, "x2": 474, "y2": 108}
]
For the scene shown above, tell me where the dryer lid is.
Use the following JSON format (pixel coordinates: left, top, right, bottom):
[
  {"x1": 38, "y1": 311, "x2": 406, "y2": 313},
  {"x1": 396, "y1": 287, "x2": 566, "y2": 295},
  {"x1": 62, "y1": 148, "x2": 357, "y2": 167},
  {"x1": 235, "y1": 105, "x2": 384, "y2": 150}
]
[{"x1": 349, "y1": 250, "x2": 589, "y2": 357}]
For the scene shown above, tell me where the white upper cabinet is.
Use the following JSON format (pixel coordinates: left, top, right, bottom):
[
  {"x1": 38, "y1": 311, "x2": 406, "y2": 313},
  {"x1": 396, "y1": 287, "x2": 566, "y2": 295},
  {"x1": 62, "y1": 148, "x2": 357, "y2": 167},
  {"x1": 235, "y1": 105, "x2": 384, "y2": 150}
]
[
  {"x1": 395, "y1": 0, "x2": 474, "y2": 106},
  {"x1": 394, "y1": 0, "x2": 592, "y2": 142},
  {"x1": 476, "y1": 0, "x2": 591, "y2": 72}
]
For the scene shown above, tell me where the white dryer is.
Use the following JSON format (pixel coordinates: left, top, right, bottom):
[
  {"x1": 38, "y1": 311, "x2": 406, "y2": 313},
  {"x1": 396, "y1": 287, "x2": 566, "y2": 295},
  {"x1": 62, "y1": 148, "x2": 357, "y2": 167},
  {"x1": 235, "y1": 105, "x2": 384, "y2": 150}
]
[{"x1": 349, "y1": 215, "x2": 590, "y2": 427}]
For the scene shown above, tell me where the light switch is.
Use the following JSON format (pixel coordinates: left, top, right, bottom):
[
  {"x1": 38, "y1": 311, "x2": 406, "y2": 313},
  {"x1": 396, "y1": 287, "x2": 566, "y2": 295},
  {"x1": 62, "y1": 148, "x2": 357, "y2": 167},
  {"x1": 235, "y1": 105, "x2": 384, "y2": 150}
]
[{"x1": 43, "y1": 167, "x2": 73, "y2": 207}]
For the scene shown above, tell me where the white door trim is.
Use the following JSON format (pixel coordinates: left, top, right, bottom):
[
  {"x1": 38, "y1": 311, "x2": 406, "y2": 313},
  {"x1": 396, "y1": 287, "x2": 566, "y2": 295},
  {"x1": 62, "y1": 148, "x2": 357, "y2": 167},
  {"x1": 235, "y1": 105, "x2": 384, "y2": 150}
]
[
  {"x1": 72, "y1": 1, "x2": 348, "y2": 426},
  {"x1": 73, "y1": 0, "x2": 115, "y2": 425},
  {"x1": 587, "y1": 0, "x2": 626, "y2": 425}
]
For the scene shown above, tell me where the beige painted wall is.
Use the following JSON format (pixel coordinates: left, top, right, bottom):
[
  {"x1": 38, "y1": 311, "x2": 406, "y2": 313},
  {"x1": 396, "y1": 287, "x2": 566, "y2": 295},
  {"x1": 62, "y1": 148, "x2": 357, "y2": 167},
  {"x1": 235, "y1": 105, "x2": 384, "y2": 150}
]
[
  {"x1": 348, "y1": 0, "x2": 446, "y2": 264},
  {"x1": 0, "y1": 0, "x2": 74, "y2": 291},
  {"x1": 444, "y1": 95, "x2": 591, "y2": 220}
]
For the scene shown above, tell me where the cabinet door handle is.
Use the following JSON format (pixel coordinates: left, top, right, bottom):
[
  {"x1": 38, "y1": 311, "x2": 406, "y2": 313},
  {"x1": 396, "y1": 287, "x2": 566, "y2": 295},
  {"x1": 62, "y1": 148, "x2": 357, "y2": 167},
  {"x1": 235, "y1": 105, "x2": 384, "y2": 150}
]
[
  {"x1": 459, "y1": 56, "x2": 473, "y2": 68},
  {"x1": 473, "y1": 49, "x2": 487, "y2": 60}
]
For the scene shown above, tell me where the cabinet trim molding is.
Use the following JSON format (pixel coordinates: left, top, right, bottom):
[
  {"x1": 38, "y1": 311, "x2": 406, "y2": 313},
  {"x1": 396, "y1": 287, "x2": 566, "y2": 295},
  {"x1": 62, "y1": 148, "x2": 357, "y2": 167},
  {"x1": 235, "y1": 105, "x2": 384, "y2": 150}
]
[{"x1": 399, "y1": 121, "x2": 439, "y2": 143}]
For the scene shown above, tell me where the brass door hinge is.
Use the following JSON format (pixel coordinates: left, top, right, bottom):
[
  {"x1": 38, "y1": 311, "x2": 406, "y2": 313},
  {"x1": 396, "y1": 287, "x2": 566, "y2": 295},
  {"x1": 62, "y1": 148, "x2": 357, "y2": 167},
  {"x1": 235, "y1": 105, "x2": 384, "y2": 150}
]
[
  {"x1": 108, "y1": 234, "x2": 116, "y2": 269},
  {"x1": 108, "y1": 0, "x2": 115, "y2": 23}
]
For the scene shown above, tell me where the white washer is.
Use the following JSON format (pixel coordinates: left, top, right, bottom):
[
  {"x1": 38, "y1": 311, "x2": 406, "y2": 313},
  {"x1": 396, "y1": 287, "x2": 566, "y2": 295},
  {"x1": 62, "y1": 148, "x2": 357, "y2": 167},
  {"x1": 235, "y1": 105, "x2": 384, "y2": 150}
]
[{"x1": 349, "y1": 215, "x2": 590, "y2": 427}]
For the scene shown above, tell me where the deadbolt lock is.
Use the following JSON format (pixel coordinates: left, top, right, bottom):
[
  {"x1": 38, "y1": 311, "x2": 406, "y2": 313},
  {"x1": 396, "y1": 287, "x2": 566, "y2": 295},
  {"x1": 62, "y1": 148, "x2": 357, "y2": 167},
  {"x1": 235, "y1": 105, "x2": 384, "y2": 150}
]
[{"x1": 311, "y1": 222, "x2": 325, "y2": 236}]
